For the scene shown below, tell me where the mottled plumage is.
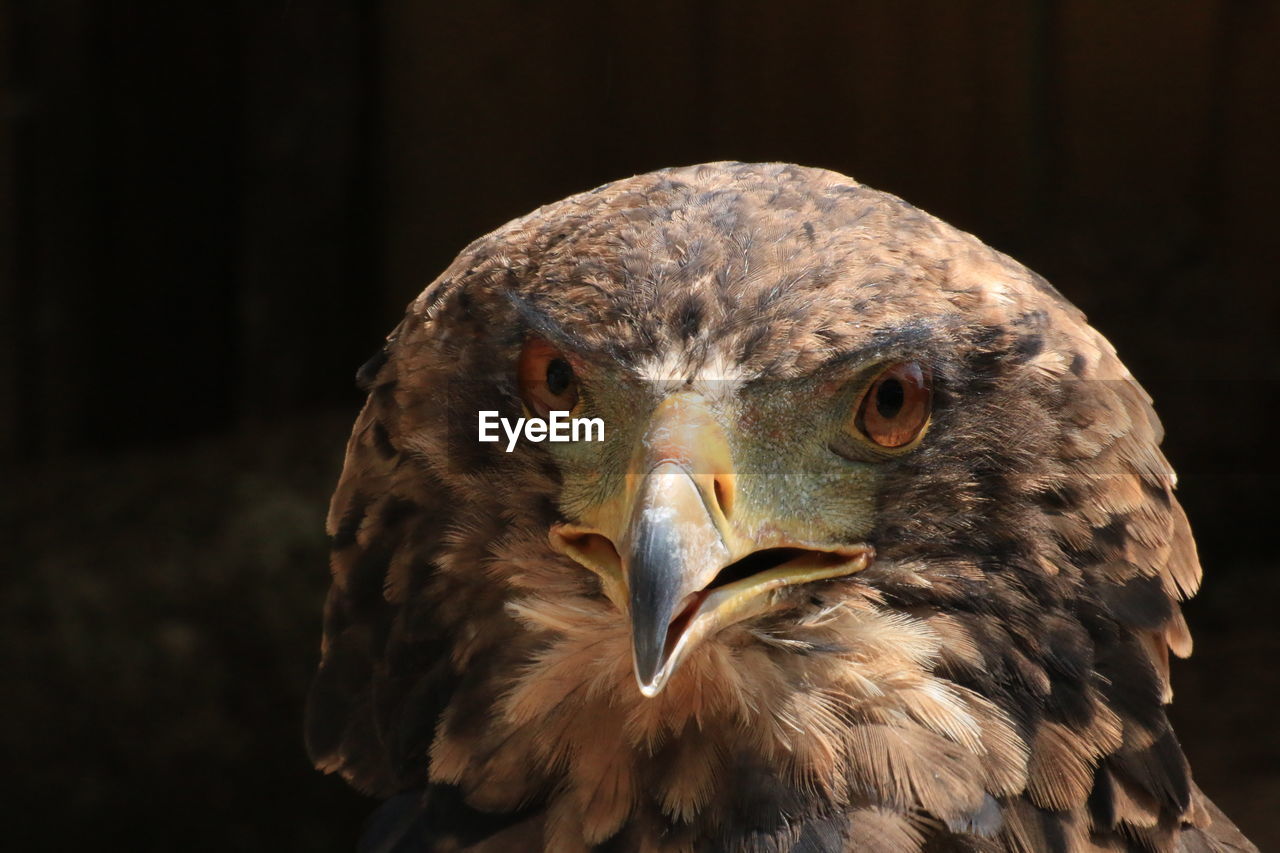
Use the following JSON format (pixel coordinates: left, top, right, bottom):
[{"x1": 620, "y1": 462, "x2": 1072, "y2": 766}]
[{"x1": 306, "y1": 163, "x2": 1255, "y2": 852}]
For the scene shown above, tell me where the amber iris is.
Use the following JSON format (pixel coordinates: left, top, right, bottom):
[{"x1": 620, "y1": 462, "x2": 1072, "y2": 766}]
[
  {"x1": 518, "y1": 337, "x2": 579, "y2": 417},
  {"x1": 856, "y1": 362, "x2": 931, "y2": 448}
]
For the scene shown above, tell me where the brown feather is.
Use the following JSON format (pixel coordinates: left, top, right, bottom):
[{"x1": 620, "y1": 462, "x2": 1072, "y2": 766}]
[{"x1": 304, "y1": 163, "x2": 1255, "y2": 852}]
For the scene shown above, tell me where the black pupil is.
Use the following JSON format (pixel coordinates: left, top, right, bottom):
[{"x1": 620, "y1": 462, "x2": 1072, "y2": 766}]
[
  {"x1": 546, "y1": 358, "x2": 574, "y2": 396},
  {"x1": 875, "y1": 378, "x2": 905, "y2": 419}
]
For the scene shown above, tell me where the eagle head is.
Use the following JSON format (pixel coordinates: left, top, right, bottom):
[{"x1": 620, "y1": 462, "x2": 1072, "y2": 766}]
[{"x1": 306, "y1": 163, "x2": 1251, "y2": 852}]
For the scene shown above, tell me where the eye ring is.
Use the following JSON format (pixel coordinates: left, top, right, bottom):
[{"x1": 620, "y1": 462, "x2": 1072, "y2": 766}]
[
  {"x1": 518, "y1": 337, "x2": 580, "y2": 418},
  {"x1": 852, "y1": 362, "x2": 931, "y2": 449}
]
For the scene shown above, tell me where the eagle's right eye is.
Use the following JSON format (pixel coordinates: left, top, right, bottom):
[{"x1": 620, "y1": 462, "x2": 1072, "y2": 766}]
[{"x1": 518, "y1": 336, "x2": 580, "y2": 418}]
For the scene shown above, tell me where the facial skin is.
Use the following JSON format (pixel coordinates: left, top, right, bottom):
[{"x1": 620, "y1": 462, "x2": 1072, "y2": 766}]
[{"x1": 538, "y1": 335, "x2": 937, "y2": 696}]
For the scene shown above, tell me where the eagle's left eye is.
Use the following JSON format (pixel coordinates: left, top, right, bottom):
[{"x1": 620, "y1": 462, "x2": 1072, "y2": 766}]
[
  {"x1": 518, "y1": 336, "x2": 580, "y2": 417},
  {"x1": 851, "y1": 361, "x2": 932, "y2": 449}
]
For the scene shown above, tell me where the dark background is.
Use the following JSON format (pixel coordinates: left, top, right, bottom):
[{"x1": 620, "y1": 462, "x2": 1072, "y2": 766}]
[{"x1": 3, "y1": 2, "x2": 1277, "y2": 850}]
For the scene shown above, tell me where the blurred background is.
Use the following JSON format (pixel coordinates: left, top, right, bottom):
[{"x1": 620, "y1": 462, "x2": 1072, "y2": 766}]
[{"x1": 2, "y1": 1, "x2": 1277, "y2": 850}]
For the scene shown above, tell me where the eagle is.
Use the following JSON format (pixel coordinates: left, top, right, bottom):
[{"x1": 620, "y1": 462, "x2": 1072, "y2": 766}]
[{"x1": 305, "y1": 162, "x2": 1256, "y2": 852}]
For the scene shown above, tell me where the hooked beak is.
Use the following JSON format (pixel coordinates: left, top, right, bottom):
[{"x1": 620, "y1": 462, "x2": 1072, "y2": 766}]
[{"x1": 550, "y1": 393, "x2": 872, "y2": 697}]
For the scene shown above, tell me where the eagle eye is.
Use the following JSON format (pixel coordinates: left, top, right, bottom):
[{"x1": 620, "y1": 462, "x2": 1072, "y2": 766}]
[
  {"x1": 853, "y1": 362, "x2": 931, "y2": 449},
  {"x1": 518, "y1": 337, "x2": 580, "y2": 417}
]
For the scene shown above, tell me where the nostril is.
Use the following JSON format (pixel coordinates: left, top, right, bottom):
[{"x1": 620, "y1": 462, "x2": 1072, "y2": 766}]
[{"x1": 712, "y1": 474, "x2": 734, "y2": 520}]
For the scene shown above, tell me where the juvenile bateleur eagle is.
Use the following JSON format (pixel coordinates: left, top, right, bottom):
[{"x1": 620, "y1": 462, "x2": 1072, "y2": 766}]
[{"x1": 305, "y1": 162, "x2": 1256, "y2": 852}]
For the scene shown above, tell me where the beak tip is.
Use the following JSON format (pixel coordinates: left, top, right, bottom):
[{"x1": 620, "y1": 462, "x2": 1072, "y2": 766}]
[
  {"x1": 633, "y1": 651, "x2": 668, "y2": 698},
  {"x1": 635, "y1": 670, "x2": 665, "y2": 698}
]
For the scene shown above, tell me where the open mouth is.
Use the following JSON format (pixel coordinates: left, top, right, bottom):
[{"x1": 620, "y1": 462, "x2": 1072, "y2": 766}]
[
  {"x1": 707, "y1": 547, "x2": 819, "y2": 589},
  {"x1": 547, "y1": 444, "x2": 876, "y2": 698},
  {"x1": 650, "y1": 545, "x2": 871, "y2": 694},
  {"x1": 665, "y1": 548, "x2": 835, "y2": 654}
]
